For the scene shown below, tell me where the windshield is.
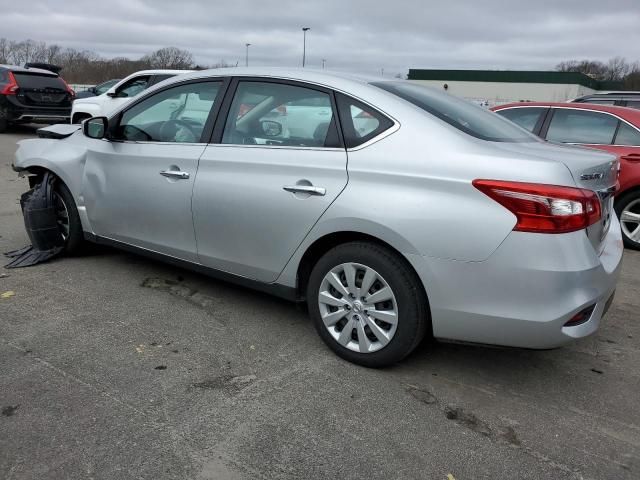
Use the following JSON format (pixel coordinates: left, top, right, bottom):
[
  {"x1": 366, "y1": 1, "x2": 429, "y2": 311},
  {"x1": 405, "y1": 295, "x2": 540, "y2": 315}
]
[{"x1": 371, "y1": 81, "x2": 536, "y2": 142}]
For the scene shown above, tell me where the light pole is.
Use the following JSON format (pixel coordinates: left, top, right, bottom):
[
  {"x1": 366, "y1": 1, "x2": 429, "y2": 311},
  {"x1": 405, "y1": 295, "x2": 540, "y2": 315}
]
[
  {"x1": 322, "y1": 58, "x2": 326, "y2": 69},
  {"x1": 245, "y1": 43, "x2": 251, "y2": 67},
  {"x1": 302, "y1": 27, "x2": 310, "y2": 67}
]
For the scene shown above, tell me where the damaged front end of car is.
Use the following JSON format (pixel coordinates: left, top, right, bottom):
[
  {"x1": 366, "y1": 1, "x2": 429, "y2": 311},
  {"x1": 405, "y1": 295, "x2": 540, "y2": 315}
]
[{"x1": 4, "y1": 171, "x2": 66, "y2": 268}]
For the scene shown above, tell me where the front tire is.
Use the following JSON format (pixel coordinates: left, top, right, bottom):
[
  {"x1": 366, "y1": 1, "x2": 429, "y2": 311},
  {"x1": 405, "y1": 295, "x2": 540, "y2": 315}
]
[
  {"x1": 307, "y1": 242, "x2": 429, "y2": 367},
  {"x1": 615, "y1": 190, "x2": 640, "y2": 250}
]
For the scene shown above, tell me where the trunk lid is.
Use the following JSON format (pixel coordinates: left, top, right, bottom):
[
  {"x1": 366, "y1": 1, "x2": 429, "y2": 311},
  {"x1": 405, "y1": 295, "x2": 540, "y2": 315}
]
[
  {"x1": 492, "y1": 141, "x2": 619, "y2": 253},
  {"x1": 14, "y1": 72, "x2": 72, "y2": 107}
]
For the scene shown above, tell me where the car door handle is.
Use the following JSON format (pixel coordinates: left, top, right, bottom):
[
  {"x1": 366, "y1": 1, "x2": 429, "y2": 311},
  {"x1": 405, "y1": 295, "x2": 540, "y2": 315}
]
[
  {"x1": 621, "y1": 153, "x2": 640, "y2": 162},
  {"x1": 283, "y1": 185, "x2": 326, "y2": 196},
  {"x1": 160, "y1": 170, "x2": 190, "y2": 179}
]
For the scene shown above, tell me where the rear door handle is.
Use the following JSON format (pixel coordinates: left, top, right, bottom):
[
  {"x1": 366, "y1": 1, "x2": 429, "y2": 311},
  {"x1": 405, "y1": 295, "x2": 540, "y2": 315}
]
[
  {"x1": 283, "y1": 185, "x2": 326, "y2": 196},
  {"x1": 621, "y1": 153, "x2": 640, "y2": 163},
  {"x1": 160, "y1": 170, "x2": 190, "y2": 179}
]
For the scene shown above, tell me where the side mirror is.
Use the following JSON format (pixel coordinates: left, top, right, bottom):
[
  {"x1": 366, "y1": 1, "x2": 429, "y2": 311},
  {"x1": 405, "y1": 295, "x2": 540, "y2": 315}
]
[
  {"x1": 83, "y1": 116, "x2": 109, "y2": 139},
  {"x1": 261, "y1": 120, "x2": 283, "y2": 137},
  {"x1": 106, "y1": 87, "x2": 117, "y2": 97}
]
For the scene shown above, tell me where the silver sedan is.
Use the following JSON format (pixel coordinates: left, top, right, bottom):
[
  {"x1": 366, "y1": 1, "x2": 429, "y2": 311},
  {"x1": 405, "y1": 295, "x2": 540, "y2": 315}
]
[{"x1": 12, "y1": 68, "x2": 623, "y2": 367}]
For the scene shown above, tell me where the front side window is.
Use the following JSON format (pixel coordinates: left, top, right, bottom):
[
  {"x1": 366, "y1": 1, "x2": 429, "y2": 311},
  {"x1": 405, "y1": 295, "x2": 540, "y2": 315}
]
[
  {"x1": 95, "y1": 79, "x2": 119, "y2": 95},
  {"x1": 115, "y1": 76, "x2": 151, "y2": 98},
  {"x1": 546, "y1": 109, "x2": 618, "y2": 144},
  {"x1": 372, "y1": 81, "x2": 536, "y2": 142},
  {"x1": 222, "y1": 81, "x2": 340, "y2": 148},
  {"x1": 496, "y1": 107, "x2": 546, "y2": 133},
  {"x1": 615, "y1": 122, "x2": 640, "y2": 146},
  {"x1": 114, "y1": 81, "x2": 221, "y2": 143}
]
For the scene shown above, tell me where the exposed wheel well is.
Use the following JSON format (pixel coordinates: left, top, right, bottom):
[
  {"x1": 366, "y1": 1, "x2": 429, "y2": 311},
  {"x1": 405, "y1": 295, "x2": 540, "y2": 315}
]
[
  {"x1": 24, "y1": 167, "x2": 67, "y2": 191},
  {"x1": 616, "y1": 186, "x2": 640, "y2": 205},
  {"x1": 296, "y1": 231, "x2": 428, "y2": 306}
]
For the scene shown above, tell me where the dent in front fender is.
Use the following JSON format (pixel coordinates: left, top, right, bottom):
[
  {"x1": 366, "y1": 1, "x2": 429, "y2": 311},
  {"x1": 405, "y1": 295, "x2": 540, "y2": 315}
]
[{"x1": 14, "y1": 135, "x2": 92, "y2": 231}]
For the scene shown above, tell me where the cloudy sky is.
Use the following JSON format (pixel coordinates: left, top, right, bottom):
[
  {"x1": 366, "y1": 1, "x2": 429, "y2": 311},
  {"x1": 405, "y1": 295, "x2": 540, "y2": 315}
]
[{"x1": 1, "y1": 0, "x2": 639, "y2": 77}]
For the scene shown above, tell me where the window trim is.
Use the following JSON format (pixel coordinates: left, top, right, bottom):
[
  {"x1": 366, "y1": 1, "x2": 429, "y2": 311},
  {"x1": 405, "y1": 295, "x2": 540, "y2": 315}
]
[
  {"x1": 107, "y1": 77, "x2": 230, "y2": 144},
  {"x1": 208, "y1": 76, "x2": 345, "y2": 150},
  {"x1": 538, "y1": 106, "x2": 640, "y2": 147}
]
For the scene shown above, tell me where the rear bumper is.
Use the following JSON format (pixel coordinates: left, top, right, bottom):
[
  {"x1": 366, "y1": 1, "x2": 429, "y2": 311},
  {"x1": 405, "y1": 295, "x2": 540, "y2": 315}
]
[
  {"x1": 410, "y1": 215, "x2": 624, "y2": 349},
  {"x1": 2, "y1": 97, "x2": 71, "y2": 123}
]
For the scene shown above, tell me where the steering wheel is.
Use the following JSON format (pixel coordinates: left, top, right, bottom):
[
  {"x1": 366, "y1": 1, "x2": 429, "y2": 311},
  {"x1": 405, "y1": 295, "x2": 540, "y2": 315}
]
[{"x1": 159, "y1": 119, "x2": 199, "y2": 143}]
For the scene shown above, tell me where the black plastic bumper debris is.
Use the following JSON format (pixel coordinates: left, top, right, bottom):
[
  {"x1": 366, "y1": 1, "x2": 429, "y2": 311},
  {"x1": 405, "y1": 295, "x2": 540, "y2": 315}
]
[{"x1": 4, "y1": 172, "x2": 64, "y2": 269}]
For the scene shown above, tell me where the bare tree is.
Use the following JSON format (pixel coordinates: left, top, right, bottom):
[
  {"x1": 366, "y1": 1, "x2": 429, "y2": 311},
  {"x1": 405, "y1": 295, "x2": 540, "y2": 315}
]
[
  {"x1": 141, "y1": 47, "x2": 194, "y2": 69},
  {"x1": 604, "y1": 56, "x2": 630, "y2": 81},
  {"x1": 555, "y1": 59, "x2": 607, "y2": 79},
  {"x1": 0, "y1": 38, "x2": 10, "y2": 64}
]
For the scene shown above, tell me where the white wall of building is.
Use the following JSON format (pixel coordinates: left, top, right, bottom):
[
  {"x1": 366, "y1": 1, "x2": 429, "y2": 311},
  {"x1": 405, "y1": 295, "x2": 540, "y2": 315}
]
[{"x1": 409, "y1": 80, "x2": 596, "y2": 106}]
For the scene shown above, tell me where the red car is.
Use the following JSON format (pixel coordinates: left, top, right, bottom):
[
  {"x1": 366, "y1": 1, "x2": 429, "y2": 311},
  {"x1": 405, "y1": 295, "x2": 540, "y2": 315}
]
[{"x1": 492, "y1": 102, "x2": 640, "y2": 250}]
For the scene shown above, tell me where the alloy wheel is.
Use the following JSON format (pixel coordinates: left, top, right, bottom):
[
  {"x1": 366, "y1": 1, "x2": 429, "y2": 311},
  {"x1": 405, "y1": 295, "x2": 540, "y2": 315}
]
[
  {"x1": 620, "y1": 198, "x2": 640, "y2": 244},
  {"x1": 318, "y1": 262, "x2": 398, "y2": 354},
  {"x1": 52, "y1": 191, "x2": 70, "y2": 241}
]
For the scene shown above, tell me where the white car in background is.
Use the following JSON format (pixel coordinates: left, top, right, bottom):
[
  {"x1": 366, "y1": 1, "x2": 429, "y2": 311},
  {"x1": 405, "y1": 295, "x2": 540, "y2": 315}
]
[{"x1": 70, "y1": 69, "x2": 193, "y2": 123}]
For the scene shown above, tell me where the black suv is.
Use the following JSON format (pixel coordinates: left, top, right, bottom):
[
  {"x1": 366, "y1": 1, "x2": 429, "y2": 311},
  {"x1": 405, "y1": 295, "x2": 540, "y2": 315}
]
[
  {"x1": 572, "y1": 92, "x2": 640, "y2": 110},
  {"x1": 0, "y1": 64, "x2": 74, "y2": 132}
]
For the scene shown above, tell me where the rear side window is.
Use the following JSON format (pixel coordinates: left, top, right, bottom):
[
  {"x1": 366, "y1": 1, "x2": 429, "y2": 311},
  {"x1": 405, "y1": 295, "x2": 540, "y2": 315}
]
[
  {"x1": 614, "y1": 122, "x2": 640, "y2": 146},
  {"x1": 372, "y1": 81, "x2": 536, "y2": 142},
  {"x1": 13, "y1": 73, "x2": 66, "y2": 90},
  {"x1": 336, "y1": 93, "x2": 393, "y2": 148},
  {"x1": 546, "y1": 109, "x2": 618, "y2": 144},
  {"x1": 496, "y1": 107, "x2": 546, "y2": 133}
]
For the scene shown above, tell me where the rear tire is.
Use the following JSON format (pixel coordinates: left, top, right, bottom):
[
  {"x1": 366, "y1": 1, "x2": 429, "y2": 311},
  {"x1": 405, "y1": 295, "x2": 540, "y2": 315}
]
[
  {"x1": 307, "y1": 242, "x2": 430, "y2": 367},
  {"x1": 53, "y1": 180, "x2": 84, "y2": 255},
  {"x1": 616, "y1": 190, "x2": 640, "y2": 250}
]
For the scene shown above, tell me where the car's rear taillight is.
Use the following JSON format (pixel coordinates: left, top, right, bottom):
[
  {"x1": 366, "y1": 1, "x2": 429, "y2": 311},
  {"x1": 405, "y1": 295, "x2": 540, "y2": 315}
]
[
  {"x1": 60, "y1": 78, "x2": 75, "y2": 99},
  {"x1": 0, "y1": 71, "x2": 19, "y2": 95},
  {"x1": 473, "y1": 179, "x2": 601, "y2": 234}
]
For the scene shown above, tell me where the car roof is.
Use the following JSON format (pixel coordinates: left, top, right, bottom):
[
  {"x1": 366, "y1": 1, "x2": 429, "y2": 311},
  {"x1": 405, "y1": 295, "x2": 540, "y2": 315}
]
[
  {"x1": 492, "y1": 102, "x2": 640, "y2": 125},
  {"x1": 579, "y1": 91, "x2": 640, "y2": 96},
  {"x1": 125, "y1": 69, "x2": 195, "y2": 76},
  {"x1": 0, "y1": 63, "x2": 58, "y2": 76}
]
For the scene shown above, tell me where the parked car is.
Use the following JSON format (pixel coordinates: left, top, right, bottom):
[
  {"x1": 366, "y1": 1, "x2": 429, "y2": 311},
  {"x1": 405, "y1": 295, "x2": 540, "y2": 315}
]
[
  {"x1": 74, "y1": 79, "x2": 121, "y2": 99},
  {"x1": 572, "y1": 91, "x2": 640, "y2": 110},
  {"x1": 492, "y1": 102, "x2": 640, "y2": 249},
  {"x1": 13, "y1": 69, "x2": 621, "y2": 366},
  {"x1": 0, "y1": 64, "x2": 74, "y2": 132},
  {"x1": 70, "y1": 69, "x2": 192, "y2": 123}
]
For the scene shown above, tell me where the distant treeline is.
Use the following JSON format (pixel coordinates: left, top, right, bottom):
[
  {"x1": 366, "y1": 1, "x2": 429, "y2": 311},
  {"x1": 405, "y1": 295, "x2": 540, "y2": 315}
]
[
  {"x1": 555, "y1": 57, "x2": 640, "y2": 89},
  {"x1": 0, "y1": 38, "x2": 235, "y2": 83}
]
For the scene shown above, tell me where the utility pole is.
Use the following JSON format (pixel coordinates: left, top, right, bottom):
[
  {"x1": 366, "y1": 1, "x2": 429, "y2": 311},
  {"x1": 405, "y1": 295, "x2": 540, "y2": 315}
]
[
  {"x1": 245, "y1": 43, "x2": 251, "y2": 67},
  {"x1": 322, "y1": 59, "x2": 326, "y2": 69},
  {"x1": 302, "y1": 27, "x2": 310, "y2": 67}
]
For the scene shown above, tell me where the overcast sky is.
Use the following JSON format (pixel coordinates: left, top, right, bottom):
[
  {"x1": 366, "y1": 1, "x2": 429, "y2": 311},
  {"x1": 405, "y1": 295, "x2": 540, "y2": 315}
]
[{"x1": 1, "y1": 0, "x2": 639, "y2": 77}]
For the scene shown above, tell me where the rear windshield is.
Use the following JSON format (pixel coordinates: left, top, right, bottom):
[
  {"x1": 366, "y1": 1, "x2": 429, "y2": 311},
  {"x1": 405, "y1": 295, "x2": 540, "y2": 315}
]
[
  {"x1": 14, "y1": 73, "x2": 66, "y2": 90},
  {"x1": 371, "y1": 81, "x2": 536, "y2": 142}
]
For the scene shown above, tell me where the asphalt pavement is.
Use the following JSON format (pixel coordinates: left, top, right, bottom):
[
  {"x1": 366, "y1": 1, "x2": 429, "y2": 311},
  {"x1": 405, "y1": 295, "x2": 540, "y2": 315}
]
[{"x1": 1, "y1": 125, "x2": 639, "y2": 480}]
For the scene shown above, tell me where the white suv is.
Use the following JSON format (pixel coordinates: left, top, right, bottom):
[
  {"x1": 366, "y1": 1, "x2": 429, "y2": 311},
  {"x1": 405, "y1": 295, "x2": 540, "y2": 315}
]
[{"x1": 70, "y1": 69, "x2": 193, "y2": 123}]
